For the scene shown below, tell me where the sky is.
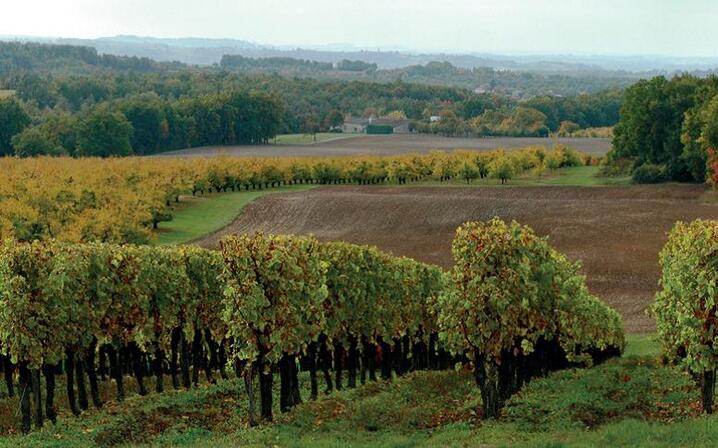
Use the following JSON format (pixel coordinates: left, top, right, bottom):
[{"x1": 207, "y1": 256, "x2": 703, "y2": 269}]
[{"x1": 2, "y1": 0, "x2": 717, "y2": 56}]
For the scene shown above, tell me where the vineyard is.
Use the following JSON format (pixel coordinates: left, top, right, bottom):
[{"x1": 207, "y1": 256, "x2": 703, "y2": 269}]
[
  {"x1": 653, "y1": 220, "x2": 718, "y2": 413},
  {"x1": 0, "y1": 219, "x2": 624, "y2": 434},
  {"x1": 4, "y1": 134, "x2": 718, "y2": 444},
  {"x1": 440, "y1": 219, "x2": 624, "y2": 417},
  {"x1": 0, "y1": 145, "x2": 590, "y2": 244}
]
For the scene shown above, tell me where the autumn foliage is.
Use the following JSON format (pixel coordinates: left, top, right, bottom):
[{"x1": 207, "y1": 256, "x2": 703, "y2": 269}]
[{"x1": 0, "y1": 146, "x2": 587, "y2": 244}]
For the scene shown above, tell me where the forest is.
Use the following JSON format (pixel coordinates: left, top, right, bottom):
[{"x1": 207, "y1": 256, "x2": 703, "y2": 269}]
[
  {"x1": 0, "y1": 42, "x2": 628, "y2": 157},
  {"x1": 607, "y1": 74, "x2": 718, "y2": 184},
  {"x1": 1, "y1": 41, "x2": 636, "y2": 96},
  {"x1": 0, "y1": 90, "x2": 283, "y2": 157},
  {"x1": 7, "y1": 42, "x2": 715, "y2": 171},
  {"x1": 6, "y1": 41, "x2": 717, "y2": 174},
  {"x1": 0, "y1": 41, "x2": 181, "y2": 76}
]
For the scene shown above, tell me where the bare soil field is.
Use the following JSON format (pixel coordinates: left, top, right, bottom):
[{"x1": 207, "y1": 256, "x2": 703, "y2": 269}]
[
  {"x1": 157, "y1": 134, "x2": 611, "y2": 158},
  {"x1": 196, "y1": 184, "x2": 718, "y2": 332}
]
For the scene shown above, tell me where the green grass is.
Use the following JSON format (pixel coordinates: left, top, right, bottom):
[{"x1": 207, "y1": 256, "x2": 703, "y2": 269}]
[
  {"x1": 489, "y1": 165, "x2": 631, "y2": 187},
  {"x1": 3, "y1": 332, "x2": 717, "y2": 447},
  {"x1": 271, "y1": 133, "x2": 361, "y2": 145},
  {"x1": 401, "y1": 166, "x2": 632, "y2": 188},
  {"x1": 533, "y1": 166, "x2": 631, "y2": 186},
  {"x1": 0, "y1": 90, "x2": 15, "y2": 99},
  {"x1": 623, "y1": 333, "x2": 661, "y2": 358},
  {"x1": 155, "y1": 185, "x2": 316, "y2": 245},
  {"x1": 154, "y1": 166, "x2": 629, "y2": 246}
]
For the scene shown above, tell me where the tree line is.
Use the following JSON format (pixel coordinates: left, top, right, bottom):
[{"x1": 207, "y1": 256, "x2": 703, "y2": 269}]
[
  {"x1": 220, "y1": 55, "x2": 634, "y2": 98},
  {"x1": 0, "y1": 72, "x2": 624, "y2": 155},
  {"x1": 0, "y1": 90, "x2": 283, "y2": 157},
  {"x1": 0, "y1": 41, "x2": 181, "y2": 77},
  {"x1": 608, "y1": 74, "x2": 718, "y2": 184},
  {"x1": 0, "y1": 147, "x2": 590, "y2": 244},
  {"x1": 0, "y1": 41, "x2": 627, "y2": 149},
  {"x1": 2, "y1": 41, "x2": 626, "y2": 103},
  {"x1": 220, "y1": 54, "x2": 335, "y2": 72}
]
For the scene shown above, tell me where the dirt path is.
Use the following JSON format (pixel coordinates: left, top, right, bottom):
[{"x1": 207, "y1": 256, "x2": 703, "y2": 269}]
[
  {"x1": 196, "y1": 184, "x2": 718, "y2": 332},
  {"x1": 156, "y1": 135, "x2": 611, "y2": 158}
]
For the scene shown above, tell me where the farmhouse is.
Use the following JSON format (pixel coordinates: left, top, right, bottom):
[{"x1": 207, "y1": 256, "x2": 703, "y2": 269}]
[
  {"x1": 341, "y1": 116, "x2": 411, "y2": 134},
  {"x1": 341, "y1": 117, "x2": 369, "y2": 133}
]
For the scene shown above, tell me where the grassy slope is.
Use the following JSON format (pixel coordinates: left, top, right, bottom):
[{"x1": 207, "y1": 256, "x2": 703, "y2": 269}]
[
  {"x1": 155, "y1": 185, "x2": 316, "y2": 245},
  {"x1": 400, "y1": 166, "x2": 631, "y2": 188},
  {"x1": 531, "y1": 166, "x2": 631, "y2": 186},
  {"x1": 271, "y1": 133, "x2": 361, "y2": 145},
  {"x1": 3, "y1": 334, "x2": 716, "y2": 448}
]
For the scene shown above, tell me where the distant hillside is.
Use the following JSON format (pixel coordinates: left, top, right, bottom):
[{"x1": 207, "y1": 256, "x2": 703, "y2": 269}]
[
  {"x1": 0, "y1": 35, "x2": 261, "y2": 66},
  {"x1": 0, "y1": 41, "x2": 183, "y2": 75},
  {"x1": 217, "y1": 56, "x2": 634, "y2": 97},
  {"x1": 59, "y1": 35, "x2": 262, "y2": 65},
  {"x1": 4, "y1": 35, "x2": 718, "y2": 73},
  {"x1": 2, "y1": 39, "x2": 715, "y2": 99},
  {"x1": 0, "y1": 40, "x2": 632, "y2": 97}
]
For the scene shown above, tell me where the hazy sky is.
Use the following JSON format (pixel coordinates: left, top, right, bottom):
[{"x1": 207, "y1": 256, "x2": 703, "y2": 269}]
[{"x1": 2, "y1": 0, "x2": 717, "y2": 56}]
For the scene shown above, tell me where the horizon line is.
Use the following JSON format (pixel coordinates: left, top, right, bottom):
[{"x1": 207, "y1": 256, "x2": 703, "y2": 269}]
[{"x1": 1, "y1": 34, "x2": 717, "y2": 61}]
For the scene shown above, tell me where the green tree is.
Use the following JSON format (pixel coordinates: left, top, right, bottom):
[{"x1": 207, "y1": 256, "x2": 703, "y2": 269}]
[
  {"x1": 490, "y1": 156, "x2": 514, "y2": 184},
  {"x1": 681, "y1": 84, "x2": 718, "y2": 183},
  {"x1": 303, "y1": 116, "x2": 321, "y2": 141},
  {"x1": 37, "y1": 110, "x2": 79, "y2": 155},
  {"x1": 120, "y1": 96, "x2": 167, "y2": 155},
  {"x1": 474, "y1": 153, "x2": 492, "y2": 179},
  {"x1": 511, "y1": 107, "x2": 548, "y2": 136},
  {"x1": 323, "y1": 110, "x2": 344, "y2": 130},
  {"x1": 11, "y1": 127, "x2": 65, "y2": 157},
  {"x1": 557, "y1": 120, "x2": 580, "y2": 136},
  {"x1": 12, "y1": 73, "x2": 57, "y2": 109},
  {"x1": 460, "y1": 161, "x2": 479, "y2": 184},
  {"x1": 527, "y1": 89, "x2": 623, "y2": 131},
  {"x1": 459, "y1": 94, "x2": 507, "y2": 119},
  {"x1": 220, "y1": 234, "x2": 327, "y2": 421},
  {"x1": 76, "y1": 108, "x2": 134, "y2": 157},
  {"x1": 0, "y1": 98, "x2": 31, "y2": 156},
  {"x1": 612, "y1": 75, "x2": 702, "y2": 181},
  {"x1": 432, "y1": 109, "x2": 468, "y2": 136},
  {"x1": 702, "y1": 98, "x2": 718, "y2": 151}
]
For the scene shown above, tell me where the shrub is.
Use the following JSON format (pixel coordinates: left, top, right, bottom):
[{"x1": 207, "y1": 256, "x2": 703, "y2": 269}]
[
  {"x1": 562, "y1": 147, "x2": 585, "y2": 167},
  {"x1": 11, "y1": 127, "x2": 66, "y2": 157},
  {"x1": 598, "y1": 157, "x2": 632, "y2": 177},
  {"x1": 632, "y1": 163, "x2": 667, "y2": 184}
]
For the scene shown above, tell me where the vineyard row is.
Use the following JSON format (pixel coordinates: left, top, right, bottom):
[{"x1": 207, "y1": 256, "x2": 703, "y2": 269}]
[
  {"x1": 654, "y1": 220, "x2": 718, "y2": 413},
  {"x1": 0, "y1": 145, "x2": 591, "y2": 244},
  {"x1": 0, "y1": 220, "x2": 623, "y2": 432}
]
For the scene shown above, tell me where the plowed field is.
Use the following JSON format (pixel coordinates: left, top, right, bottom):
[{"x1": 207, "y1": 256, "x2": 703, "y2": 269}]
[{"x1": 196, "y1": 184, "x2": 718, "y2": 332}]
